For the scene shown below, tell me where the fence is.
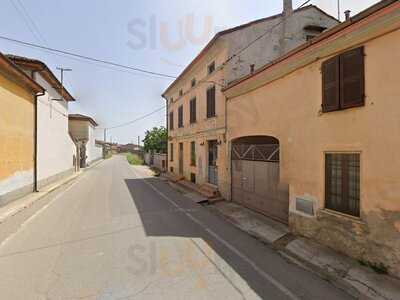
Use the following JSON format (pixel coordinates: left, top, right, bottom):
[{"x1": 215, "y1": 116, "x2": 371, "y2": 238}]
[{"x1": 144, "y1": 152, "x2": 167, "y2": 172}]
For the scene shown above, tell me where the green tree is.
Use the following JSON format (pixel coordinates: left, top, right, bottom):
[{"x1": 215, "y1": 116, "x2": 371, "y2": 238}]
[{"x1": 143, "y1": 126, "x2": 167, "y2": 153}]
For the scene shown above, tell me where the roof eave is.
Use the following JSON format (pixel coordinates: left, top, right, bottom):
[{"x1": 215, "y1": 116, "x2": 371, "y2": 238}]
[{"x1": 0, "y1": 53, "x2": 45, "y2": 94}]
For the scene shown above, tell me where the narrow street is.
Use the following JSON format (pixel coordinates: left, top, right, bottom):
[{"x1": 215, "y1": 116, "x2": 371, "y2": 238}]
[{"x1": 0, "y1": 156, "x2": 353, "y2": 300}]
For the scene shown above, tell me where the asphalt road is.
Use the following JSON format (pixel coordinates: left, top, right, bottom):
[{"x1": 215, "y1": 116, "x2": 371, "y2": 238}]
[{"x1": 0, "y1": 155, "x2": 354, "y2": 300}]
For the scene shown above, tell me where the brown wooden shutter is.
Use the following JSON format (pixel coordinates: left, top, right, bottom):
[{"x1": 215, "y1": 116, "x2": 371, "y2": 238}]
[
  {"x1": 169, "y1": 112, "x2": 174, "y2": 130},
  {"x1": 340, "y1": 47, "x2": 365, "y2": 109},
  {"x1": 190, "y1": 98, "x2": 196, "y2": 123},
  {"x1": 207, "y1": 86, "x2": 216, "y2": 117},
  {"x1": 322, "y1": 56, "x2": 340, "y2": 112}
]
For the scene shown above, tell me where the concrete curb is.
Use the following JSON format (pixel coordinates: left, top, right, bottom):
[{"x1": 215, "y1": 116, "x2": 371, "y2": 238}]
[
  {"x1": 161, "y1": 176, "x2": 400, "y2": 300},
  {"x1": 206, "y1": 202, "x2": 400, "y2": 300}
]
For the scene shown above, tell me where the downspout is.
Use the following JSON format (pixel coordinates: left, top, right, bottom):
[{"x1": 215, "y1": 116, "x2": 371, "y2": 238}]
[
  {"x1": 162, "y1": 95, "x2": 169, "y2": 172},
  {"x1": 33, "y1": 79, "x2": 45, "y2": 192},
  {"x1": 32, "y1": 69, "x2": 45, "y2": 192}
]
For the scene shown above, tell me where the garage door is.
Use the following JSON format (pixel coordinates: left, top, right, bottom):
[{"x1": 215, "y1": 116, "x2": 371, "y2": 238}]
[{"x1": 232, "y1": 142, "x2": 289, "y2": 224}]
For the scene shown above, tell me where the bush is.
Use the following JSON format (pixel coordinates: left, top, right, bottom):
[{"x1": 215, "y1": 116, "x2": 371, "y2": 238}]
[{"x1": 126, "y1": 153, "x2": 143, "y2": 165}]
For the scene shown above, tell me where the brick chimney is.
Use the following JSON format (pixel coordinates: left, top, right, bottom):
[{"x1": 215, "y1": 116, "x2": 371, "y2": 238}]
[{"x1": 283, "y1": 0, "x2": 293, "y2": 16}]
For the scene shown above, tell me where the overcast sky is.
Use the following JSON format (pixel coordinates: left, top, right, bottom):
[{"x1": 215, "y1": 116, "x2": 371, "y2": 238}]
[{"x1": 0, "y1": 0, "x2": 380, "y2": 144}]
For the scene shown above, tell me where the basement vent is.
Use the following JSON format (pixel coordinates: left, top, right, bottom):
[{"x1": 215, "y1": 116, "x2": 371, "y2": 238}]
[{"x1": 296, "y1": 198, "x2": 314, "y2": 216}]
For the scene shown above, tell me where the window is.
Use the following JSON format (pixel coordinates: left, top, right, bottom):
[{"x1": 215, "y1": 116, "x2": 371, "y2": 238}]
[
  {"x1": 190, "y1": 141, "x2": 196, "y2": 166},
  {"x1": 306, "y1": 35, "x2": 316, "y2": 41},
  {"x1": 190, "y1": 97, "x2": 196, "y2": 123},
  {"x1": 190, "y1": 173, "x2": 196, "y2": 183},
  {"x1": 170, "y1": 166, "x2": 174, "y2": 173},
  {"x1": 178, "y1": 105, "x2": 183, "y2": 128},
  {"x1": 325, "y1": 153, "x2": 360, "y2": 217},
  {"x1": 206, "y1": 86, "x2": 216, "y2": 118},
  {"x1": 208, "y1": 61, "x2": 215, "y2": 75},
  {"x1": 191, "y1": 78, "x2": 196, "y2": 87},
  {"x1": 322, "y1": 47, "x2": 365, "y2": 112},
  {"x1": 170, "y1": 143, "x2": 174, "y2": 161},
  {"x1": 169, "y1": 111, "x2": 174, "y2": 130},
  {"x1": 179, "y1": 89, "x2": 183, "y2": 96}
]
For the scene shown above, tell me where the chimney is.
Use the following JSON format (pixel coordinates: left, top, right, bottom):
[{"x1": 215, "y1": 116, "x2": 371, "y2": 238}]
[
  {"x1": 344, "y1": 10, "x2": 351, "y2": 21},
  {"x1": 283, "y1": 0, "x2": 293, "y2": 16}
]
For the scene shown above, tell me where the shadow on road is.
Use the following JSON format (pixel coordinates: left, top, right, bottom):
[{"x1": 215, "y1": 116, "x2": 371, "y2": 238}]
[{"x1": 124, "y1": 176, "x2": 350, "y2": 300}]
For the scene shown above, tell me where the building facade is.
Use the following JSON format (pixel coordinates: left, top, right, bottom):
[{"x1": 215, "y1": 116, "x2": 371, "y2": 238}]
[
  {"x1": 7, "y1": 55, "x2": 77, "y2": 188},
  {"x1": 223, "y1": 0, "x2": 400, "y2": 277},
  {"x1": 68, "y1": 114, "x2": 103, "y2": 168},
  {"x1": 163, "y1": 1, "x2": 338, "y2": 198},
  {"x1": 0, "y1": 53, "x2": 44, "y2": 204}
]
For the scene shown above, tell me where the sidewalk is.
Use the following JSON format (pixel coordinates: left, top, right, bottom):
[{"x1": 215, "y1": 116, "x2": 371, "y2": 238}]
[
  {"x1": 164, "y1": 176, "x2": 400, "y2": 300},
  {"x1": 0, "y1": 159, "x2": 103, "y2": 224}
]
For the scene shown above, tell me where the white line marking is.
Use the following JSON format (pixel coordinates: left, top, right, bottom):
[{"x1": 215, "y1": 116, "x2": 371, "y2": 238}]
[{"x1": 129, "y1": 167, "x2": 300, "y2": 300}]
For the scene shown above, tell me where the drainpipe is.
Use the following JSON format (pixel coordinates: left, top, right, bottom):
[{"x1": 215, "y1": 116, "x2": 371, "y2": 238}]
[
  {"x1": 162, "y1": 95, "x2": 168, "y2": 172},
  {"x1": 32, "y1": 69, "x2": 45, "y2": 192},
  {"x1": 32, "y1": 71, "x2": 45, "y2": 192}
]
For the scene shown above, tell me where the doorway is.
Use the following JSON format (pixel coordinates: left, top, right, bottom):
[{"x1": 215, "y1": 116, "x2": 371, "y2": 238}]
[
  {"x1": 208, "y1": 140, "x2": 218, "y2": 185},
  {"x1": 179, "y1": 142, "x2": 183, "y2": 176}
]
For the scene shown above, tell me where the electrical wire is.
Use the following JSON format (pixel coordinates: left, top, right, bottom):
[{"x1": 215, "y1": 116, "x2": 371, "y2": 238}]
[
  {"x1": 103, "y1": 106, "x2": 166, "y2": 130},
  {"x1": 0, "y1": 35, "x2": 178, "y2": 79}
]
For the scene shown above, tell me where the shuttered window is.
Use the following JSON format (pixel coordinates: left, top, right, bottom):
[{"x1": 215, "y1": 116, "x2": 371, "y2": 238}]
[
  {"x1": 190, "y1": 141, "x2": 196, "y2": 166},
  {"x1": 325, "y1": 153, "x2": 360, "y2": 217},
  {"x1": 170, "y1": 143, "x2": 174, "y2": 162},
  {"x1": 340, "y1": 47, "x2": 365, "y2": 109},
  {"x1": 169, "y1": 111, "x2": 174, "y2": 130},
  {"x1": 206, "y1": 86, "x2": 216, "y2": 118},
  {"x1": 178, "y1": 105, "x2": 183, "y2": 128},
  {"x1": 322, "y1": 56, "x2": 340, "y2": 112},
  {"x1": 322, "y1": 47, "x2": 365, "y2": 112},
  {"x1": 208, "y1": 61, "x2": 215, "y2": 74},
  {"x1": 190, "y1": 98, "x2": 196, "y2": 123}
]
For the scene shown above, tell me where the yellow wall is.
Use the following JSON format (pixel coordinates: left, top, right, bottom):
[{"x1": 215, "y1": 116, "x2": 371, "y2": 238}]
[
  {"x1": 166, "y1": 39, "x2": 230, "y2": 196},
  {"x1": 226, "y1": 29, "x2": 400, "y2": 276},
  {"x1": 0, "y1": 71, "x2": 35, "y2": 193}
]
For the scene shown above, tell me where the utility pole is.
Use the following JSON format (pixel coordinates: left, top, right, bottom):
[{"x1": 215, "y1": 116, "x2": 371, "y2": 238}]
[
  {"x1": 337, "y1": 0, "x2": 341, "y2": 21},
  {"x1": 138, "y1": 136, "x2": 140, "y2": 147},
  {"x1": 104, "y1": 128, "x2": 107, "y2": 143},
  {"x1": 55, "y1": 67, "x2": 72, "y2": 101}
]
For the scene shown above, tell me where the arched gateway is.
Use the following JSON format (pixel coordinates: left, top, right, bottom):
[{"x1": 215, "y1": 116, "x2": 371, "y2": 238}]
[{"x1": 231, "y1": 136, "x2": 289, "y2": 224}]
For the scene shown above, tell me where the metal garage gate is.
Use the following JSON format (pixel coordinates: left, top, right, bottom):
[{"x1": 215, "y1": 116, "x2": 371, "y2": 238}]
[{"x1": 231, "y1": 140, "x2": 289, "y2": 224}]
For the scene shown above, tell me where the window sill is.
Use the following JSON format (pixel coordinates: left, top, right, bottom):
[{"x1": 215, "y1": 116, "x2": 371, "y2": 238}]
[
  {"x1": 205, "y1": 115, "x2": 218, "y2": 121},
  {"x1": 318, "y1": 209, "x2": 365, "y2": 225}
]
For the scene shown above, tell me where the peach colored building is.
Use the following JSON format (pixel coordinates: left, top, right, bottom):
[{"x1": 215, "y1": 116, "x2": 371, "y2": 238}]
[
  {"x1": 0, "y1": 52, "x2": 45, "y2": 204},
  {"x1": 224, "y1": 0, "x2": 400, "y2": 277},
  {"x1": 162, "y1": 2, "x2": 338, "y2": 198}
]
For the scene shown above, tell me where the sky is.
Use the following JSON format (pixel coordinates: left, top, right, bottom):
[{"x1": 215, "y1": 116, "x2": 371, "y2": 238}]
[{"x1": 0, "y1": 0, "x2": 380, "y2": 144}]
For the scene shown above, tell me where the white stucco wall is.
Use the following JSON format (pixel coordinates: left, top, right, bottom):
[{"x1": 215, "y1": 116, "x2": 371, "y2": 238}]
[
  {"x1": 87, "y1": 125, "x2": 103, "y2": 164},
  {"x1": 35, "y1": 73, "x2": 76, "y2": 183}
]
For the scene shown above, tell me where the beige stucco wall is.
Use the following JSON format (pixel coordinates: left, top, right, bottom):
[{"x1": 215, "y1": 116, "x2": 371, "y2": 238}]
[
  {"x1": 166, "y1": 39, "x2": 230, "y2": 197},
  {"x1": 226, "y1": 29, "x2": 400, "y2": 277},
  {"x1": 0, "y1": 71, "x2": 35, "y2": 200}
]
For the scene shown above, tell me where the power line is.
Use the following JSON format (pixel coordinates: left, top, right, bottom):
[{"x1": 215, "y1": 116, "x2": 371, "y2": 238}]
[
  {"x1": 0, "y1": 35, "x2": 178, "y2": 79},
  {"x1": 103, "y1": 106, "x2": 166, "y2": 130},
  {"x1": 8, "y1": 0, "x2": 42, "y2": 43}
]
